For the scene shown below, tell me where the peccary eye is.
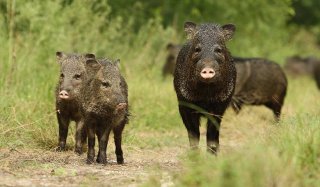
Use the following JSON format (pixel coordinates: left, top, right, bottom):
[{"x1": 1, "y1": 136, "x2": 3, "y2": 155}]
[
  {"x1": 101, "y1": 81, "x2": 110, "y2": 88},
  {"x1": 194, "y1": 46, "x2": 201, "y2": 54},
  {"x1": 74, "y1": 74, "x2": 81, "y2": 80},
  {"x1": 214, "y1": 47, "x2": 223, "y2": 54}
]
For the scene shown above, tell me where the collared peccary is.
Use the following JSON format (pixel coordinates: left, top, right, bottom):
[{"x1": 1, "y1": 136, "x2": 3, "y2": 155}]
[
  {"x1": 231, "y1": 57, "x2": 288, "y2": 120},
  {"x1": 313, "y1": 61, "x2": 320, "y2": 89},
  {"x1": 55, "y1": 52, "x2": 94, "y2": 154},
  {"x1": 284, "y1": 55, "x2": 316, "y2": 76},
  {"x1": 80, "y1": 56, "x2": 129, "y2": 164},
  {"x1": 174, "y1": 22, "x2": 236, "y2": 154},
  {"x1": 162, "y1": 43, "x2": 181, "y2": 77}
]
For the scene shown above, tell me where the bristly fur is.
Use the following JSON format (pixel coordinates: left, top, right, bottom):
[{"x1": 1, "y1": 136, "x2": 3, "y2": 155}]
[
  {"x1": 174, "y1": 22, "x2": 236, "y2": 154},
  {"x1": 231, "y1": 57, "x2": 288, "y2": 120},
  {"x1": 80, "y1": 57, "x2": 129, "y2": 165},
  {"x1": 55, "y1": 53, "x2": 89, "y2": 154}
]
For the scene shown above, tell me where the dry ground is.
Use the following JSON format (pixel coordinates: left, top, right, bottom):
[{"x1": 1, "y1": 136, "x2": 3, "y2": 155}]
[{"x1": 0, "y1": 107, "x2": 277, "y2": 187}]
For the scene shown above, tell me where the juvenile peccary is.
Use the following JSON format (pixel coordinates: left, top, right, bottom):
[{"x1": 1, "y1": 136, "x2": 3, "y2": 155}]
[
  {"x1": 81, "y1": 56, "x2": 129, "y2": 164},
  {"x1": 55, "y1": 52, "x2": 94, "y2": 154},
  {"x1": 174, "y1": 22, "x2": 236, "y2": 154},
  {"x1": 231, "y1": 57, "x2": 288, "y2": 120},
  {"x1": 162, "y1": 43, "x2": 181, "y2": 77}
]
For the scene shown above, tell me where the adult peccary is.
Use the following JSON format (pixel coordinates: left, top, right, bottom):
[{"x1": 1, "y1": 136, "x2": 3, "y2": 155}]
[
  {"x1": 313, "y1": 61, "x2": 320, "y2": 89},
  {"x1": 231, "y1": 57, "x2": 288, "y2": 120},
  {"x1": 55, "y1": 52, "x2": 93, "y2": 154},
  {"x1": 284, "y1": 55, "x2": 316, "y2": 76},
  {"x1": 81, "y1": 56, "x2": 129, "y2": 164},
  {"x1": 162, "y1": 43, "x2": 181, "y2": 77},
  {"x1": 174, "y1": 22, "x2": 236, "y2": 154}
]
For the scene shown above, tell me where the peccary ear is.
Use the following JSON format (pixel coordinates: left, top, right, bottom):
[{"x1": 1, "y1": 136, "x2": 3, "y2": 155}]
[
  {"x1": 56, "y1": 51, "x2": 66, "y2": 62},
  {"x1": 222, "y1": 24, "x2": 236, "y2": 41},
  {"x1": 86, "y1": 59, "x2": 100, "y2": 70},
  {"x1": 85, "y1": 53, "x2": 96, "y2": 59},
  {"x1": 114, "y1": 59, "x2": 121, "y2": 70},
  {"x1": 166, "y1": 43, "x2": 174, "y2": 50},
  {"x1": 184, "y1": 21, "x2": 197, "y2": 39},
  {"x1": 114, "y1": 59, "x2": 120, "y2": 67},
  {"x1": 86, "y1": 59, "x2": 101, "y2": 77}
]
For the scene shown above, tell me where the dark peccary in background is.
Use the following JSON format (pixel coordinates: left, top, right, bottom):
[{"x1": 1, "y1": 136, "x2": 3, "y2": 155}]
[
  {"x1": 174, "y1": 22, "x2": 236, "y2": 154},
  {"x1": 313, "y1": 61, "x2": 320, "y2": 89},
  {"x1": 231, "y1": 57, "x2": 288, "y2": 120},
  {"x1": 81, "y1": 56, "x2": 129, "y2": 164},
  {"x1": 162, "y1": 43, "x2": 181, "y2": 77},
  {"x1": 284, "y1": 55, "x2": 317, "y2": 76},
  {"x1": 55, "y1": 52, "x2": 92, "y2": 154}
]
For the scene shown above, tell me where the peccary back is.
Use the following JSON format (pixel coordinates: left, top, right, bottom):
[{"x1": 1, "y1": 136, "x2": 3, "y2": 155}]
[
  {"x1": 55, "y1": 52, "x2": 94, "y2": 154},
  {"x1": 232, "y1": 57, "x2": 287, "y2": 120},
  {"x1": 173, "y1": 22, "x2": 236, "y2": 154},
  {"x1": 81, "y1": 57, "x2": 129, "y2": 165}
]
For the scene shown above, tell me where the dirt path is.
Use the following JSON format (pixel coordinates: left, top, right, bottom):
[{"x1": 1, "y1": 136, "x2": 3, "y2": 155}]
[
  {"x1": 0, "y1": 146, "x2": 182, "y2": 187},
  {"x1": 0, "y1": 108, "x2": 272, "y2": 186}
]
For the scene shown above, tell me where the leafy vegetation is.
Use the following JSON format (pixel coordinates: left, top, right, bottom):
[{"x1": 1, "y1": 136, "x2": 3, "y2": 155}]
[{"x1": 0, "y1": 0, "x2": 319, "y2": 186}]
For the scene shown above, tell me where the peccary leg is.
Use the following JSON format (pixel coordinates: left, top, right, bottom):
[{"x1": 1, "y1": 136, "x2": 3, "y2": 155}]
[
  {"x1": 97, "y1": 127, "x2": 112, "y2": 165},
  {"x1": 265, "y1": 102, "x2": 282, "y2": 122},
  {"x1": 96, "y1": 129, "x2": 102, "y2": 163},
  {"x1": 81, "y1": 123, "x2": 87, "y2": 151},
  {"x1": 231, "y1": 100, "x2": 242, "y2": 114},
  {"x1": 113, "y1": 122, "x2": 125, "y2": 164},
  {"x1": 206, "y1": 116, "x2": 221, "y2": 154},
  {"x1": 86, "y1": 123, "x2": 96, "y2": 164},
  {"x1": 57, "y1": 113, "x2": 70, "y2": 151},
  {"x1": 179, "y1": 106, "x2": 201, "y2": 149},
  {"x1": 74, "y1": 120, "x2": 85, "y2": 155}
]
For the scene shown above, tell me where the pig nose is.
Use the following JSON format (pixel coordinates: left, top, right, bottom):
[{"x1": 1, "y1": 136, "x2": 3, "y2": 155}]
[
  {"x1": 59, "y1": 90, "x2": 70, "y2": 99},
  {"x1": 200, "y1": 68, "x2": 215, "y2": 79}
]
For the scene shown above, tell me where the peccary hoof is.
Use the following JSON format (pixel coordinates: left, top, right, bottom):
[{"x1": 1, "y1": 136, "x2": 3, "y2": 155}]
[
  {"x1": 117, "y1": 157, "x2": 124, "y2": 164},
  {"x1": 74, "y1": 148, "x2": 83, "y2": 155},
  {"x1": 86, "y1": 158, "x2": 95, "y2": 165},
  {"x1": 207, "y1": 146, "x2": 219, "y2": 155},
  {"x1": 55, "y1": 146, "x2": 65, "y2": 152},
  {"x1": 96, "y1": 157, "x2": 107, "y2": 165}
]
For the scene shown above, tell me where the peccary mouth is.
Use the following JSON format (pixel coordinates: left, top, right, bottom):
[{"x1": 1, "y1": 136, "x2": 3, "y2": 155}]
[
  {"x1": 114, "y1": 103, "x2": 127, "y2": 114},
  {"x1": 199, "y1": 77, "x2": 216, "y2": 84}
]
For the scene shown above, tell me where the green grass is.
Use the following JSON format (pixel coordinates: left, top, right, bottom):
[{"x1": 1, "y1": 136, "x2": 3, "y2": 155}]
[{"x1": 0, "y1": 1, "x2": 320, "y2": 186}]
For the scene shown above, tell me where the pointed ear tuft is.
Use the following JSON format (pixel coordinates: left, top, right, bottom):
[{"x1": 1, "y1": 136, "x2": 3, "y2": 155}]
[
  {"x1": 114, "y1": 59, "x2": 121, "y2": 68},
  {"x1": 86, "y1": 59, "x2": 101, "y2": 77},
  {"x1": 166, "y1": 43, "x2": 174, "y2": 50},
  {"x1": 222, "y1": 24, "x2": 236, "y2": 41},
  {"x1": 85, "y1": 53, "x2": 96, "y2": 59},
  {"x1": 56, "y1": 51, "x2": 66, "y2": 62},
  {"x1": 86, "y1": 59, "x2": 100, "y2": 69},
  {"x1": 184, "y1": 21, "x2": 197, "y2": 39}
]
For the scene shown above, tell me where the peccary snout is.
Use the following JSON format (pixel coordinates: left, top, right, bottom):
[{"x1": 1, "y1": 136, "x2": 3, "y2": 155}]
[
  {"x1": 200, "y1": 68, "x2": 215, "y2": 79},
  {"x1": 59, "y1": 90, "x2": 70, "y2": 99},
  {"x1": 117, "y1": 103, "x2": 127, "y2": 110},
  {"x1": 114, "y1": 103, "x2": 127, "y2": 114}
]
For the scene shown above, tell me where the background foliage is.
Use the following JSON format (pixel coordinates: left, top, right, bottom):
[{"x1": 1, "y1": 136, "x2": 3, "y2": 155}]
[{"x1": 0, "y1": 0, "x2": 319, "y2": 186}]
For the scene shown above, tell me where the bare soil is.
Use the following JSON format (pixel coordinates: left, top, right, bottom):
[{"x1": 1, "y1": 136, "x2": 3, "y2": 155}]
[
  {"x1": 0, "y1": 147, "x2": 182, "y2": 187},
  {"x1": 0, "y1": 108, "x2": 272, "y2": 187}
]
